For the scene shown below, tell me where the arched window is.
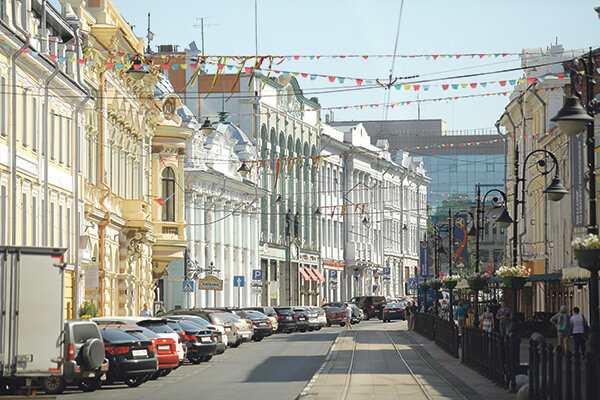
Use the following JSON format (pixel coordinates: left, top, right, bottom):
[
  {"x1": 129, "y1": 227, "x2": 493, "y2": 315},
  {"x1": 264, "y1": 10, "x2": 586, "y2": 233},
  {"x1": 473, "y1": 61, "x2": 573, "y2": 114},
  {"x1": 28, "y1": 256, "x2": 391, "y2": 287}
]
[{"x1": 162, "y1": 167, "x2": 176, "y2": 221}]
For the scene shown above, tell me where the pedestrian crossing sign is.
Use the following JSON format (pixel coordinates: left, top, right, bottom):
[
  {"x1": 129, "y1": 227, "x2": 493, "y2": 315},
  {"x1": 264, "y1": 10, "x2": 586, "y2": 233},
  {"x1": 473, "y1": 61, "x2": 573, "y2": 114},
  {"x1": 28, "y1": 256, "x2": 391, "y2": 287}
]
[
  {"x1": 408, "y1": 278, "x2": 418, "y2": 292},
  {"x1": 182, "y1": 280, "x2": 194, "y2": 292}
]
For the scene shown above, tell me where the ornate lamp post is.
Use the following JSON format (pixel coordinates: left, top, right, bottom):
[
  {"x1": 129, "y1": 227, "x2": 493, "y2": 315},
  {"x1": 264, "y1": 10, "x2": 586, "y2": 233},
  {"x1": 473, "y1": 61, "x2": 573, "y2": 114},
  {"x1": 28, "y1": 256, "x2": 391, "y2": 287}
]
[{"x1": 552, "y1": 47, "x2": 599, "y2": 394}]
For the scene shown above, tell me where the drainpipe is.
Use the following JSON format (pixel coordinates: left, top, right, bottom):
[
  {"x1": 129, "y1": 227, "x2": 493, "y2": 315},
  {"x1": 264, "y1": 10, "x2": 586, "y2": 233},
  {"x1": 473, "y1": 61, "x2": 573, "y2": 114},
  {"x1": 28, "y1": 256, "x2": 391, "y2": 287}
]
[
  {"x1": 10, "y1": 0, "x2": 30, "y2": 245},
  {"x1": 70, "y1": 22, "x2": 92, "y2": 317},
  {"x1": 531, "y1": 87, "x2": 550, "y2": 276}
]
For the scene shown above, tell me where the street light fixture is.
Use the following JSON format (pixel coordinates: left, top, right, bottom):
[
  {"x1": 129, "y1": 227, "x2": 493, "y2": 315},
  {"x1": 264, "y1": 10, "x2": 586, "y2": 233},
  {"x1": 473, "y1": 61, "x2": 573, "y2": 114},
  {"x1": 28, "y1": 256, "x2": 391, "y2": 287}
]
[
  {"x1": 126, "y1": 55, "x2": 149, "y2": 80},
  {"x1": 551, "y1": 95, "x2": 593, "y2": 136},
  {"x1": 542, "y1": 176, "x2": 569, "y2": 202},
  {"x1": 497, "y1": 209, "x2": 514, "y2": 229},
  {"x1": 200, "y1": 118, "x2": 215, "y2": 136},
  {"x1": 314, "y1": 207, "x2": 322, "y2": 216},
  {"x1": 274, "y1": 195, "x2": 284, "y2": 206},
  {"x1": 237, "y1": 162, "x2": 250, "y2": 177}
]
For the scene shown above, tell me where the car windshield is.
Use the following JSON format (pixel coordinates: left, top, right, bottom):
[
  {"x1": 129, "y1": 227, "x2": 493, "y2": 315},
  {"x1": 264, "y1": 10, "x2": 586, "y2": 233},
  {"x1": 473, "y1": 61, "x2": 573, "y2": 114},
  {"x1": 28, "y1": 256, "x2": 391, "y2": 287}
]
[
  {"x1": 140, "y1": 323, "x2": 176, "y2": 334},
  {"x1": 209, "y1": 313, "x2": 231, "y2": 324},
  {"x1": 179, "y1": 316, "x2": 211, "y2": 328},
  {"x1": 123, "y1": 330, "x2": 149, "y2": 341},
  {"x1": 263, "y1": 307, "x2": 276, "y2": 316},
  {"x1": 245, "y1": 311, "x2": 266, "y2": 319},
  {"x1": 177, "y1": 320, "x2": 204, "y2": 332},
  {"x1": 275, "y1": 308, "x2": 294, "y2": 315},
  {"x1": 100, "y1": 328, "x2": 136, "y2": 343},
  {"x1": 72, "y1": 324, "x2": 99, "y2": 344},
  {"x1": 129, "y1": 326, "x2": 159, "y2": 339},
  {"x1": 385, "y1": 303, "x2": 403, "y2": 309},
  {"x1": 227, "y1": 313, "x2": 242, "y2": 321},
  {"x1": 165, "y1": 321, "x2": 183, "y2": 333},
  {"x1": 328, "y1": 307, "x2": 343, "y2": 313}
]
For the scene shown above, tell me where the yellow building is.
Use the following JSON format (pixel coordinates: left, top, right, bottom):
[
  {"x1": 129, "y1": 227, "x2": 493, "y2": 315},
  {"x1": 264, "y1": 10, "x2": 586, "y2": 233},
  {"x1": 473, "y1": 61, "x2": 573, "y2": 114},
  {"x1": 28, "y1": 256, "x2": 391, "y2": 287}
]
[{"x1": 60, "y1": 0, "x2": 189, "y2": 316}]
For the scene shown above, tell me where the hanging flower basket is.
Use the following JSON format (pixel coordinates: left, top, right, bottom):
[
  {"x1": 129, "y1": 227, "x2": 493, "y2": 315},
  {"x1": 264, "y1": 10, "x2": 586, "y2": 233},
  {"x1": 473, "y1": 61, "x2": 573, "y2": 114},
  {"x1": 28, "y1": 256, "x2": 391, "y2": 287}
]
[
  {"x1": 467, "y1": 273, "x2": 490, "y2": 291},
  {"x1": 443, "y1": 280, "x2": 458, "y2": 290},
  {"x1": 429, "y1": 279, "x2": 443, "y2": 291},
  {"x1": 502, "y1": 276, "x2": 527, "y2": 290},
  {"x1": 419, "y1": 282, "x2": 431, "y2": 292},
  {"x1": 573, "y1": 249, "x2": 600, "y2": 270}
]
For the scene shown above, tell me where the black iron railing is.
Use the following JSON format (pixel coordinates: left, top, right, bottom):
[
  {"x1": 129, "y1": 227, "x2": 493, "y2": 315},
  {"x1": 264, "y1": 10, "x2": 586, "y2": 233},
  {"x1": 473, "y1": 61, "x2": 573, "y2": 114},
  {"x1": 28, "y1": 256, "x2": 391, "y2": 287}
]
[
  {"x1": 414, "y1": 312, "x2": 435, "y2": 340},
  {"x1": 434, "y1": 316, "x2": 459, "y2": 358},
  {"x1": 461, "y1": 326, "x2": 521, "y2": 389},
  {"x1": 528, "y1": 336, "x2": 599, "y2": 400}
]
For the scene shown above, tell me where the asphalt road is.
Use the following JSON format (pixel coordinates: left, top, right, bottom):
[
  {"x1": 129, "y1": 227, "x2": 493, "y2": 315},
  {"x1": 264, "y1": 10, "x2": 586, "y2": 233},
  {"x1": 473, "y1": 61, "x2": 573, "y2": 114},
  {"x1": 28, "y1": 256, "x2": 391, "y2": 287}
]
[{"x1": 57, "y1": 325, "x2": 345, "y2": 400}]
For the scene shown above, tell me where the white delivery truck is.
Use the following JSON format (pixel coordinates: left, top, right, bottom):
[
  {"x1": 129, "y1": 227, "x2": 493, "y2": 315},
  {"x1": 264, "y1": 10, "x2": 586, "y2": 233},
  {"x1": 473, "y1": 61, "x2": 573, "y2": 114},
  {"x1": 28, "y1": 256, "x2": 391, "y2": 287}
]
[{"x1": 0, "y1": 246, "x2": 66, "y2": 392}]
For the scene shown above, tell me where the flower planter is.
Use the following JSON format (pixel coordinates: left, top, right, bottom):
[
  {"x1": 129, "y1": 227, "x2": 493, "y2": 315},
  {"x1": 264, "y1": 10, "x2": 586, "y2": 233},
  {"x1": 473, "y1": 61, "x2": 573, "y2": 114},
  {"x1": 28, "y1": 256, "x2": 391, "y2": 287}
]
[
  {"x1": 467, "y1": 278, "x2": 488, "y2": 291},
  {"x1": 574, "y1": 248, "x2": 600, "y2": 271},
  {"x1": 430, "y1": 281, "x2": 443, "y2": 291},
  {"x1": 419, "y1": 283, "x2": 431, "y2": 292},
  {"x1": 442, "y1": 280, "x2": 458, "y2": 290},
  {"x1": 502, "y1": 276, "x2": 527, "y2": 290}
]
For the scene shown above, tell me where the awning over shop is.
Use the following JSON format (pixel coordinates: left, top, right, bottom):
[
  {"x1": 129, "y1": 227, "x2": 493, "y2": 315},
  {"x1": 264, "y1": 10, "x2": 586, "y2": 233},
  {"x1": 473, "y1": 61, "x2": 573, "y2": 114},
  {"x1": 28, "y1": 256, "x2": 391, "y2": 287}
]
[
  {"x1": 527, "y1": 273, "x2": 562, "y2": 282},
  {"x1": 562, "y1": 266, "x2": 598, "y2": 280},
  {"x1": 304, "y1": 267, "x2": 319, "y2": 282},
  {"x1": 313, "y1": 269, "x2": 326, "y2": 282},
  {"x1": 299, "y1": 267, "x2": 311, "y2": 281}
]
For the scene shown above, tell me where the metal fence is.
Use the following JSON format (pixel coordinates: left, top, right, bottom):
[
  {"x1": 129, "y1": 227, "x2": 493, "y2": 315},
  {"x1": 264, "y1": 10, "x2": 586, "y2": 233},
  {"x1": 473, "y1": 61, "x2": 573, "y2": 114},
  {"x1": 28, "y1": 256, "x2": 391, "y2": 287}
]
[
  {"x1": 528, "y1": 336, "x2": 599, "y2": 400},
  {"x1": 413, "y1": 312, "x2": 459, "y2": 358},
  {"x1": 461, "y1": 326, "x2": 521, "y2": 389}
]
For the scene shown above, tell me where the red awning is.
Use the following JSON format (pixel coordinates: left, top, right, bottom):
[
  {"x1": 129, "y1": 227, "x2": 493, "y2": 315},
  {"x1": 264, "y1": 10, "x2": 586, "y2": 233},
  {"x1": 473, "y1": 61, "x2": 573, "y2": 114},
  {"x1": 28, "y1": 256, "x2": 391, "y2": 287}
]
[
  {"x1": 312, "y1": 268, "x2": 326, "y2": 282},
  {"x1": 299, "y1": 267, "x2": 311, "y2": 281},
  {"x1": 304, "y1": 267, "x2": 319, "y2": 282}
]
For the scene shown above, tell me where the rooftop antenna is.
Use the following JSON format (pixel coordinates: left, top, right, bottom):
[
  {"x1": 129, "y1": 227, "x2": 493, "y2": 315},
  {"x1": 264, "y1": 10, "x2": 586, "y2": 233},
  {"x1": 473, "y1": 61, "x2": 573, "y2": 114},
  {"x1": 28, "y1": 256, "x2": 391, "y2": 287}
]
[
  {"x1": 193, "y1": 17, "x2": 218, "y2": 56},
  {"x1": 146, "y1": 12, "x2": 154, "y2": 54}
]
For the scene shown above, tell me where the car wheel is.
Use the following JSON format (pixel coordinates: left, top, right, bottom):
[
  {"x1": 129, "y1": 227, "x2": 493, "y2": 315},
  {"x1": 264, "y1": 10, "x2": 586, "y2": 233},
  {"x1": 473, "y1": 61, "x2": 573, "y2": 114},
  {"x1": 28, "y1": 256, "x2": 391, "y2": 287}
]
[
  {"x1": 124, "y1": 376, "x2": 146, "y2": 388},
  {"x1": 231, "y1": 340, "x2": 241, "y2": 348},
  {"x1": 41, "y1": 376, "x2": 66, "y2": 395},
  {"x1": 202, "y1": 356, "x2": 213, "y2": 362},
  {"x1": 253, "y1": 336, "x2": 263, "y2": 342},
  {"x1": 190, "y1": 357, "x2": 202, "y2": 364},
  {"x1": 79, "y1": 376, "x2": 102, "y2": 392},
  {"x1": 316, "y1": 326, "x2": 322, "y2": 330},
  {"x1": 365, "y1": 315, "x2": 370, "y2": 321},
  {"x1": 326, "y1": 321, "x2": 331, "y2": 327},
  {"x1": 285, "y1": 330, "x2": 292, "y2": 334},
  {"x1": 160, "y1": 369, "x2": 172, "y2": 377},
  {"x1": 340, "y1": 323, "x2": 345, "y2": 327},
  {"x1": 307, "y1": 327, "x2": 314, "y2": 331}
]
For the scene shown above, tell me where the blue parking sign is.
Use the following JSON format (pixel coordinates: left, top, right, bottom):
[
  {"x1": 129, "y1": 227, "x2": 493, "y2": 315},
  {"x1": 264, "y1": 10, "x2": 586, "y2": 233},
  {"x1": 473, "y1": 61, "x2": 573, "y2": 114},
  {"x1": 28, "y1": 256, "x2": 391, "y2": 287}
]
[
  {"x1": 383, "y1": 267, "x2": 391, "y2": 275},
  {"x1": 328, "y1": 270, "x2": 338, "y2": 280},
  {"x1": 252, "y1": 270, "x2": 263, "y2": 281}
]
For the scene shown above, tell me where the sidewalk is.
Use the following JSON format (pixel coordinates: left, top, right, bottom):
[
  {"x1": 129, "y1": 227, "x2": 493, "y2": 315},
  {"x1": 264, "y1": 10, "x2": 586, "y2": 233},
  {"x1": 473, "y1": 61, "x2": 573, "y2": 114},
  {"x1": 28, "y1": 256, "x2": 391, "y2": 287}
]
[{"x1": 298, "y1": 321, "x2": 513, "y2": 400}]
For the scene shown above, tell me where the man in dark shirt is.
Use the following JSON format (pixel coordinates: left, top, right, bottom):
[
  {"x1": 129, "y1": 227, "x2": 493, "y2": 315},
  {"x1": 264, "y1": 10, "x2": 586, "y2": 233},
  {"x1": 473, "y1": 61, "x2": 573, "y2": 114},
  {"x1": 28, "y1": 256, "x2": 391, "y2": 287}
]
[{"x1": 408, "y1": 302, "x2": 419, "y2": 330}]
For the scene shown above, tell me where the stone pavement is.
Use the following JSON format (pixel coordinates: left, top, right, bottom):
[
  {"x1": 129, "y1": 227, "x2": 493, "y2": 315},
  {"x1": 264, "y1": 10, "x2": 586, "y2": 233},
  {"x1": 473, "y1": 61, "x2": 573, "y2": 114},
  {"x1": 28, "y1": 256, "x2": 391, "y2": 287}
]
[{"x1": 298, "y1": 320, "x2": 513, "y2": 400}]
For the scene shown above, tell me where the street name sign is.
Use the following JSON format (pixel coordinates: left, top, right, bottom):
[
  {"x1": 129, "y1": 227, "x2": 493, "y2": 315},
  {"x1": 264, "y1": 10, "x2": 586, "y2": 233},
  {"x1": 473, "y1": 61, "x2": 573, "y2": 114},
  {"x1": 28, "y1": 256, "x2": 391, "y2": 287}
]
[
  {"x1": 199, "y1": 275, "x2": 223, "y2": 291},
  {"x1": 234, "y1": 276, "x2": 245, "y2": 287}
]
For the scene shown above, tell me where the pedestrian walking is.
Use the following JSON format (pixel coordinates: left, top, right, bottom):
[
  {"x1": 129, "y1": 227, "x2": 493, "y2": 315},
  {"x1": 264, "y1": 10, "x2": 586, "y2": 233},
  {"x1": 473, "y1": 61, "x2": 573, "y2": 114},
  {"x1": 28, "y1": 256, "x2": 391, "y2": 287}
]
[
  {"x1": 495, "y1": 301, "x2": 512, "y2": 337},
  {"x1": 480, "y1": 305, "x2": 494, "y2": 333},
  {"x1": 344, "y1": 304, "x2": 353, "y2": 330},
  {"x1": 155, "y1": 306, "x2": 166, "y2": 317},
  {"x1": 409, "y1": 301, "x2": 418, "y2": 330},
  {"x1": 322, "y1": 298, "x2": 327, "y2": 306},
  {"x1": 551, "y1": 305, "x2": 572, "y2": 352},
  {"x1": 140, "y1": 303, "x2": 152, "y2": 317},
  {"x1": 570, "y1": 307, "x2": 588, "y2": 355},
  {"x1": 455, "y1": 301, "x2": 467, "y2": 335}
]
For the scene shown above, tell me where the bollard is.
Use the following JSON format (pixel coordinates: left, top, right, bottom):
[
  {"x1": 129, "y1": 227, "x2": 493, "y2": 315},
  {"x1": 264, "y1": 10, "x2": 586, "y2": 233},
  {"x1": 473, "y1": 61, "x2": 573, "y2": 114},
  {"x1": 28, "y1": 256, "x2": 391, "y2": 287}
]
[
  {"x1": 555, "y1": 345, "x2": 563, "y2": 400},
  {"x1": 541, "y1": 343, "x2": 548, "y2": 399},
  {"x1": 565, "y1": 350, "x2": 572, "y2": 400},
  {"x1": 573, "y1": 352, "x2": 581, "y2": 400}
]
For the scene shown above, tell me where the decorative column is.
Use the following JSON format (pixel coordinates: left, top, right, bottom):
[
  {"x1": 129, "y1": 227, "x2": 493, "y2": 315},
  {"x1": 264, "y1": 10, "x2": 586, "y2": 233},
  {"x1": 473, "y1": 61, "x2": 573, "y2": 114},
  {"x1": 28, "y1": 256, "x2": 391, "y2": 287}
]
[
  {"x1": 186, "y1": 192, "x2": 196, "y2": 309},
  {"x1": 227, "y1": 201, "x2": 235, "y2": 307},
  {"x1": 216, "y1": 201, "x2": 226, "y2": 307},
  {"x1": 206, "y1": 200, "x2": 216, "y2": 308},
  {"x1": 195, "y1": 195, "x2": 206, "y2": 308},
  {"x1": 242, "y1": 212, "x2": 250, "y2": 307}
]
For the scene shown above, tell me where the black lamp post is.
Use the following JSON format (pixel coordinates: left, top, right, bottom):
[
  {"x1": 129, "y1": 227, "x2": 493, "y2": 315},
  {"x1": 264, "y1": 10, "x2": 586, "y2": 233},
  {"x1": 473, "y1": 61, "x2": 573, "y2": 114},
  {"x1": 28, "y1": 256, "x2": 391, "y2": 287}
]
[{"x1": 551, "y1": 48, "x2": 599, "y2": 394}]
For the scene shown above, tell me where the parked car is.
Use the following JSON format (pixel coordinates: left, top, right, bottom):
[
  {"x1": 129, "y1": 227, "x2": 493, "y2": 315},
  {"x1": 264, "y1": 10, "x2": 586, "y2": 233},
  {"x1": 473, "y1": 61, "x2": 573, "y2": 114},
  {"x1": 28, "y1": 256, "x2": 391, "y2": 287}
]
[
  {"x1": 243, "y1": 307, "x2": 278, "y2": 332},
  {"x1": 240, "y1": 310, "x2": 273, "y2": 341},
  {"x1": 296, "y1": 307, "x2": 320, "y2": 331},
  {"x1": 350, "y1": 296, "x2": 387, "y2": 320},
  {"x1": 292, "y1": 308, "x2": 310, "y2": 332},
  {"x1": 273, "y1": 307, "x2": 298, "y2": 333},
  {"x1": 105, "y1": 325, "x2": 178, "y2": 379},
  {"x1": 166, "y1": 315, "x2": 227, "y2": 354},
  {"x1": 164, "y1": 320, "x2": 216, "y2": 364},
  {"x1": 323, "y1": 306, "x2": 347, "y2": 327},
  {"x1": 323, "y1": 302, "x2": 361, "y2": 323},
  {"x1": 98, "y1": 328, "x2": 158, "y2": 387},
  {"x1": 382, "y1": 303, "x2": 406, "y2": 322},
  {"x1": 40, "y1": 320, "x2": 109, "y2": 394},
  {"x1": 164, "y1": 310, "x2": 240, "y2": 348},
  {"x1": 225, "y1": 312, "x2": 253, "y2": 343},
  {"x1": 93, "y1": 317, "x2": 185, "y2": 364},
  {"x1": 309, "y1": 307, "x2": 327, "y2": 329}
]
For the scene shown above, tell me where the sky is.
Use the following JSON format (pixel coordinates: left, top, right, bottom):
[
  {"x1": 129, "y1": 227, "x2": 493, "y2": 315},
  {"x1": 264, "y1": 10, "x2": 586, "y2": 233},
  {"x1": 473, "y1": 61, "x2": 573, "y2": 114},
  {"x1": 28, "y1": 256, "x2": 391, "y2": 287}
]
[{"x1": 78, "y1": 1, "x2": 600, "y2": 133}]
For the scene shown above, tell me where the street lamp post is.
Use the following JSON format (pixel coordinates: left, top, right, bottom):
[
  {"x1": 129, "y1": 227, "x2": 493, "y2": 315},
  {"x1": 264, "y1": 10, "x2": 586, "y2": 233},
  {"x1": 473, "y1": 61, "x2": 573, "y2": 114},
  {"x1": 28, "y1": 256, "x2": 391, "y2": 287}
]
[{"x1": 551, "y1": 48, "x2": 599, "y2": 393}]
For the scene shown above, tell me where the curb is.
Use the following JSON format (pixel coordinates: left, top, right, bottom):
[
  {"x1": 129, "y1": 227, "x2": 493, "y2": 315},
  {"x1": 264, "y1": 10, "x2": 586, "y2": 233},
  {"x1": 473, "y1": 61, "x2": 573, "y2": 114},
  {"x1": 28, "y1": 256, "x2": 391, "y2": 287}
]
[{"x1": 296, "y1": 330, "x2": 345, "y2": 399}]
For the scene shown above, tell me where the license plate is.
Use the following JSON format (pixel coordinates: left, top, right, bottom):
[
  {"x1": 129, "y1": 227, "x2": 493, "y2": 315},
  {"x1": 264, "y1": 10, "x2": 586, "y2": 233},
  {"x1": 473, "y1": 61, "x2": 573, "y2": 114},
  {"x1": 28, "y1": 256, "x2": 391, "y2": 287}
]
[
  {"x1": 132, "y1": 349, "x2": 147, "y2": 357},
  {"x1": 158, "y1": 345, "x2": 170, "y2": 351},
  {"x1": 259, "y1": 323, "x2": 266, "y2": 326},
  {"x1": 200, "y1": 336, "x2": 211, "y2": 343}
]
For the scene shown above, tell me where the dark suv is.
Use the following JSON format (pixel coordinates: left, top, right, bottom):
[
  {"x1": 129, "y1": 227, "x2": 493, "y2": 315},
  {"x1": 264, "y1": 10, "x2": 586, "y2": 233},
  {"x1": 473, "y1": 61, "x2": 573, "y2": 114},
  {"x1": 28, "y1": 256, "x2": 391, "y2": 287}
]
[
  {"x1": 273, "y1": 307, "x2": 297, "y2": 333},
  {"x1": 40, "y1": 320, "x2": 109, "y2": 394},
  {"x1": 350, "y1": 296, "x2": 387, "y2": 320}
]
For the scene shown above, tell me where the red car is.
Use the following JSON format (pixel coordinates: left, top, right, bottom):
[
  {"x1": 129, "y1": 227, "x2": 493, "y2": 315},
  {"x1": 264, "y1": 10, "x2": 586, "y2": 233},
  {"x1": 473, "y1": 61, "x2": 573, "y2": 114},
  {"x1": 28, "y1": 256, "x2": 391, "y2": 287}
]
[
  {"x1": 323, "y1": 306, "x2": 346, "y2": 327},
  {"x1": 104, "y1": 325, "x2": 179, "y2": 379}
]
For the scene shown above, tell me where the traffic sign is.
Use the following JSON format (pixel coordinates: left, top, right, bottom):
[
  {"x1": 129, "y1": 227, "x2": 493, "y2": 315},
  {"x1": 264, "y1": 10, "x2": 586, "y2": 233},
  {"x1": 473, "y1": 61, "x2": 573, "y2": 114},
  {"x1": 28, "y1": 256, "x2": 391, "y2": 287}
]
[
  {"x1": 234, "y1": 276, "x2": 245, "y2": 287},
  {"x1": 328, "y1": 270, "x2": 338, "y2": 280},
  {"x1": 252, "y1": 270, "x2": 263, "y2": 281},
  {"x1": 182, "y1": 280, "x2": 195, "y2": 292},
  {"x1": 408, "y1": 278, "x2": 418, "y2": 292}
]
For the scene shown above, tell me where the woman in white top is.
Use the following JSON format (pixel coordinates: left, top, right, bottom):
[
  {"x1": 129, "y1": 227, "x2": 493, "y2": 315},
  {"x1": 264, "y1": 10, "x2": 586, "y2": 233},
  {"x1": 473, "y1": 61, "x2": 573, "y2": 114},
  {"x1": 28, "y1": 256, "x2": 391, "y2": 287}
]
[
  {"x1": 345, "y1": 304, "x2": 353, "y2": 330},
  {"x1": 570, "y1": 307, "x2": 587, "y2": 355}
]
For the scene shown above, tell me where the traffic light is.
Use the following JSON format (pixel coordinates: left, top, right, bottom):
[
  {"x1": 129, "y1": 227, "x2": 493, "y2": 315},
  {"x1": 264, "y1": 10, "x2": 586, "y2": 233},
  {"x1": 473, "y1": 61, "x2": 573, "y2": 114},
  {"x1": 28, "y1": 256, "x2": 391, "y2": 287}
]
[{"x1": 294, "y1": 212, "x2": 300, "y2": 238}]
